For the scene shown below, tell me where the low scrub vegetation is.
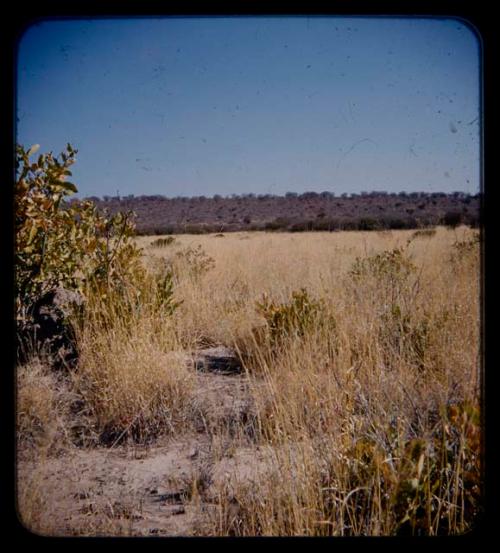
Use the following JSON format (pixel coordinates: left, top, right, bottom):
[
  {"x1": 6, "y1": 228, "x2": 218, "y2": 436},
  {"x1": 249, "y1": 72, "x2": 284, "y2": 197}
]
[
  {"x1": 15, "y1": 144, "x2": 187, "y2": 446},
  {"x1": 79, "y1": 190, "x2": 480, "y2": 235},
  {"x1": 150, "y1": 236, "x2": 176, "y2": 248},
  {"x1": 16, "y1": 144, "x2": 481, "y2": 536}
]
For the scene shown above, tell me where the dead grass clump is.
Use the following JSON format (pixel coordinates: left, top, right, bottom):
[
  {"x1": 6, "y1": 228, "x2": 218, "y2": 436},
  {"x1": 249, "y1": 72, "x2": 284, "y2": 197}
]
[
  {"x1": 412, "y1": 228, "x2": 437, "y2": 239},
  {"x1": 17, "y1": 359, "x2": 73, "y2": 454},
  {"x1": 75, "y1": 330, "x2": 194, "y2": 444},
  {"x1": 150, "y1": 236, "x2": 176, "y2": 248}
]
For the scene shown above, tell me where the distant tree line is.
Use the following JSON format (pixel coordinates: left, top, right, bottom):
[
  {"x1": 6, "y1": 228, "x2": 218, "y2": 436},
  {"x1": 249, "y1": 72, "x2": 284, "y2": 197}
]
[
  {"x1": 75, "y1": 190, "x2": 480, "y2": 235},
  {"x1": 91, "y1": 190, "x2": 479, "y2": 202}
]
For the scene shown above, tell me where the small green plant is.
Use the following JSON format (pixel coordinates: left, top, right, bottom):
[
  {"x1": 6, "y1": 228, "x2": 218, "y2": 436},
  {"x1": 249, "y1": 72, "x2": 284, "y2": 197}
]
[
  {"x1": 393, "y1": 401, "x2": 481, "y2": 535},
  {"x1": 152, "y1": 267, "x2": 183, "y2": 316},
  {"x1": 337, "y1": 399, "x2": 481, "y2": 536},
  {"x1": 255, "y1": 288, "x2": 329, "y2": 346}
]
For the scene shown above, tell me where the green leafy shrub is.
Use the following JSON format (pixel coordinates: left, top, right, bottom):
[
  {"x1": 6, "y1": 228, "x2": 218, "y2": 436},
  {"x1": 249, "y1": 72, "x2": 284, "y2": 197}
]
[
  {"x1": 15, "y1": 144, "x2": 142, "y2": 315},
  {"x1": 336, "y1": 400, "x2": 481, "y2": 536},
  {"x1": 15, "y1": 143, "x2": 79, "y2": 316},
  {"x1": 152, "y1": 265, "x2": 183, "y2": 316},
  {"x1": 255, "y1": 288, "x2": 331, "y2": 347},
  {"x1": 14, "y1": 143, "x2": 176, "y2": 360},
  {"x1": 392, "y1": 401, "x2": 481, "y2": 535}
]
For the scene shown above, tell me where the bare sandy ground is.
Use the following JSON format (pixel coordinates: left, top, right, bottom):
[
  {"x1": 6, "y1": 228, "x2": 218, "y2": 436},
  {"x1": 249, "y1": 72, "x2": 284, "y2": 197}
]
[{"x1": 17, "y1": 349, "x2": 276, "y2": 537}]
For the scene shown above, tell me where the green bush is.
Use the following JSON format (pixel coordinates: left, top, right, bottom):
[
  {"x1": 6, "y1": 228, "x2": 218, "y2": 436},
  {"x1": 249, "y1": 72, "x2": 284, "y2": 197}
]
[
  {"x1": 255, "y1": 288, "x2": 330, "y2": 346},
  {"x1": 14, "y1": 143, "x2": 160, "y2": 349},
  {"x1": 393, "y1": 401, "x2": 481, "y2": 535},
  {"x1": 152, "y1": 265, "x2": 183, "y2": 316},
  {"x1": 337, "y1": 400, "x2": 481, "y2": 536}
]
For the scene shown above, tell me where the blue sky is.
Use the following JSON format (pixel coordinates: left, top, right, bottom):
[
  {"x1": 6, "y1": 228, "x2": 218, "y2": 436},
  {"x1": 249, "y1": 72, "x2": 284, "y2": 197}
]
[{"x1": 16, "y1": 16, "x2": 481, "y2": 198}]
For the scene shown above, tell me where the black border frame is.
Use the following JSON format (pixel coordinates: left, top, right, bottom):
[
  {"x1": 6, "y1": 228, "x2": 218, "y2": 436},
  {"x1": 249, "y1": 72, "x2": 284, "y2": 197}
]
[{"x1": 2, "y1": 1, "x2": 495, "y2": 544}]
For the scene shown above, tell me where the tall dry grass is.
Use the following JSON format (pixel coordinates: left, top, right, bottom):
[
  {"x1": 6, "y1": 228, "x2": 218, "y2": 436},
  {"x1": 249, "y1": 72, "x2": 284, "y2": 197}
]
[
  {"x1": 72, "y1": 260, "x2": 197, "y2": 444},
  {"x1": 18, "y1": 226, "x2": 481, "y2": 535},
  {"x1": 140, "y1": 226, "x2": 480, "y2": 536}
]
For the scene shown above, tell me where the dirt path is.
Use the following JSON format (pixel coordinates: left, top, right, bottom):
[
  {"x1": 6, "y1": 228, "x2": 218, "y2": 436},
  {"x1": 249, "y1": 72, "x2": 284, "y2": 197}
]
[{"x1": 17, "y1": 348, "x2": 275, "y2": 537}]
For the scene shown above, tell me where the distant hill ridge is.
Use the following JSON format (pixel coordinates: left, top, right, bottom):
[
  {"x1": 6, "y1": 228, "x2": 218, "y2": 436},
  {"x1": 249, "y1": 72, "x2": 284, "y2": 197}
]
[{"x1": 72, "y1": 191, "x2": 480, "y2": 235}]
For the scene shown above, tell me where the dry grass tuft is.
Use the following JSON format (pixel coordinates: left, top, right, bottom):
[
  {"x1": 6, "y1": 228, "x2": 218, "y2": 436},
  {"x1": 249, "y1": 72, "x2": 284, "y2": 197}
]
[
  {"x1": 75, "y1": 323, "x2": 195, "y2": 444},
  {"x1": 17, "y1": 359, "x2": 74, "y2": 454}
]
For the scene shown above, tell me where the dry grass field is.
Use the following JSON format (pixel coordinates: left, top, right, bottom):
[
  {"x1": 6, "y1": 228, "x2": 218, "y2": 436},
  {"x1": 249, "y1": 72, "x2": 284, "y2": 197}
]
[{"x1": 17, "y1": 226, "x2": 481, "y2": 536}]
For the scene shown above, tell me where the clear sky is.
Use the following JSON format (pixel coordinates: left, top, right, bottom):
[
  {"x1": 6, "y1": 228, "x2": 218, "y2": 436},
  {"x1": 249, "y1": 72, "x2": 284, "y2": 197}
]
[{"x1": 16, "y1": 16, "x2": 481, "y2": 198}]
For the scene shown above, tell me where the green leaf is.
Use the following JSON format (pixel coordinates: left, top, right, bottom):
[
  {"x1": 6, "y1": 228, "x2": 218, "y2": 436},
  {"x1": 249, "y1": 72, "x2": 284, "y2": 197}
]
[
  {"x1": 51, "y1": 180, "x2": 78, "y2": 194},
  {"x1": 63, "y1": 181, "x2": 78, "y2": 193}
]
